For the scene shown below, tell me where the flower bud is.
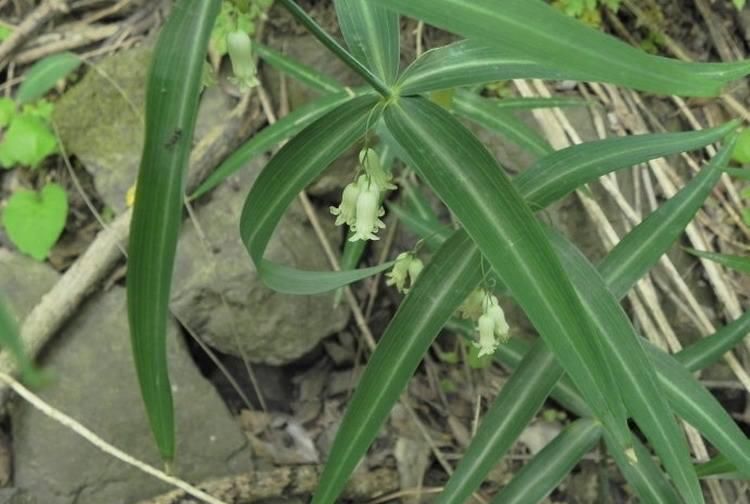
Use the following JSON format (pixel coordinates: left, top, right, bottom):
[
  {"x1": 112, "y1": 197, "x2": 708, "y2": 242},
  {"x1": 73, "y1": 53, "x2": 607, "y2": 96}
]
[
  {"x1": 360, "y1": 148, "x2": 396, "y2": 191},
  {"x1": 386, "y1": 252, "x2": 424, "y2": 293},
  {"x1": 457, "y1": 288, "x2": 486, "y2": 320},
  {"x1": 226, "y1": 30, "x2": 257, "y2": 91},
  {"x1": 386, "y1": 252, "x2": 412, "y2": 293}
]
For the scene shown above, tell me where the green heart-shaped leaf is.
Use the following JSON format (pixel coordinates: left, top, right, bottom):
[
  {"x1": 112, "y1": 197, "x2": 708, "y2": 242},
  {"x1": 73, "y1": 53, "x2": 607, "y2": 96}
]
[
  {"x1": 0, "y1": 114, "x2": 57, "y2": 169},
  {"x1": 3, "y1": 183, "x2": 68, "y2": 260}
]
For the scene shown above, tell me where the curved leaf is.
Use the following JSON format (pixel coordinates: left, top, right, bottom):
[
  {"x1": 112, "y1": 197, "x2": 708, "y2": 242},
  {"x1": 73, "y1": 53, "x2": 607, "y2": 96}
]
[
  {"x1": 384, "y1": 96, "x2": 631, "y2": 449},
  {"x1": 190, "y1": 92, "x2": 354, "y2": 200},
  {"x1": 126, "y1": 0, "x2": 221, "y2": 461},
  {"x1": 313, "y1": 230, "x2": 483, "y2": 504},
  {"x1": 397, "y1": 40, "x2": 577, "y2": 96},
  {"x1": 645, "y1": 342, "x2": 750, "y2": 479},
  {"x1": 374, "y1": 0, "x2": 748, "y2": 96},
  {"x1": 17, "y1": 52, "x2": 81, "y2": 105},
  {"x1": 334, "y1": 0, "x2": 399, "y2": 85},
  {"x1": 676, "y1": 310, "x2": 750, "y2": 372},
  {"x1": 239, "y1": 95, "x2": 389, "y2": 294},
  {"x1": 516, "y1": 121, "x2": 737, "y2": 211},
  {"x1": 491, "y1": 419, "x2": 602, "y2": 504},
  {"x1": 598, "y1": 134, "x2": 735, "y2": 297}
]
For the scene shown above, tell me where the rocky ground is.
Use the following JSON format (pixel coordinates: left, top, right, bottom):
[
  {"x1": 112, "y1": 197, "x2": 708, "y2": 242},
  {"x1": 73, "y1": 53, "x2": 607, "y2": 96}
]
[{"x1": 0, "y1": 0, "x2": 750, "y2": 503}]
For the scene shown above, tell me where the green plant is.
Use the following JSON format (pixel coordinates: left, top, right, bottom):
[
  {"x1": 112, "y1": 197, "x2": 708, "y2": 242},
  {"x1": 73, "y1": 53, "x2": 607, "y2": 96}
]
[
  {"x1": 127, "y1": 0, "x2": 750, "y2": 501},
  {"x1": 0, "y1": 52, "x2": 80, "y2": 260},
  {"x1": 2, "y1": 183, "x2": 68, "y2": 261},
  {"x1": 552, "y1": 0, "x2": 620, "y2": 25}
]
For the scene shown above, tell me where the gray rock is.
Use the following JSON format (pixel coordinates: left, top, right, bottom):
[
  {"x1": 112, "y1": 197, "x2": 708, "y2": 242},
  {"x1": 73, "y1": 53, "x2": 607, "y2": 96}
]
[
  {"x1": 0, "y1": 249, "x2": 60, "y2": 320},
  {"x1": 11, "y1": 287, "x2": 252, "y2": 504},
  {"x1": 171, "y1": 161, "x2": 349, "y2": 365},
  {"x1": 53, "y1": 46, "x2": 234, "y2": 214}
]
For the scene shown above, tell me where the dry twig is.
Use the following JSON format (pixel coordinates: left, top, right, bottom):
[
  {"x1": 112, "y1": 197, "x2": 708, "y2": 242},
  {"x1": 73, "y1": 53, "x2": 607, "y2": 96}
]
[{"x1": 0, "y1": 0, "x2": 70, "y2": 67}]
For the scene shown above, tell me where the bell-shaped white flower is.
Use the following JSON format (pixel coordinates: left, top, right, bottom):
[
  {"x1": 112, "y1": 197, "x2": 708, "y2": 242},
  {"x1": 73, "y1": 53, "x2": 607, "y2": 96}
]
[
  {"x1": 476, "y1": 313, "x2": 499, "y2": 357},
  {"x1": 349, "y1": 180, "x2": 385, "y2": 242},
  {"x1": 226, "y1": 30, "x2": 258, "y2": 91},
  {"x1": 487, "y1": 297, "x2": 510, "y2": 342},
  {"x1": 360, "y1": 148, "x2": 396, "y2": 191},
  {"x1": 330, "y1": 178, "x2": 361, "y2": 226}
]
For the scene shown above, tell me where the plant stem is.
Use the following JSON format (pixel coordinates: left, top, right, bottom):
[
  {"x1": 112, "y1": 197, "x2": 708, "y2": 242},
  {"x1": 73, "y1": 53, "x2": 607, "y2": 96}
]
[{"x1": 277, "y1": 0, "x2": 391, "y2": 98}]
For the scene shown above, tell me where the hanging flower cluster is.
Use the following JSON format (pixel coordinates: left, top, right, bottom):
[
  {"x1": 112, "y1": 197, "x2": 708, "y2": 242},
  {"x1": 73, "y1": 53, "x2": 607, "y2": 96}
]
[
  {"x1": 226, "y1": 30, "x2": 258, "y2": 91},
  {"x1": 330, "y1": 148, "x2": 396, "y2": 242},
  {"x1": 458, "y1": 289, "x2": 510, "y2": 357},
  {"x1": 385, "y1": 252, "x2": 424, "y2": 293}
]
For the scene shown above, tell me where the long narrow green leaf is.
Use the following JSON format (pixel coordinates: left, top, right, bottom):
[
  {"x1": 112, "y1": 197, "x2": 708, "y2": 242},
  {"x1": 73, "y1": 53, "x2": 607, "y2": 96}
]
[
  {"x1": 695, "y1": 455, "x2": 743, "y2": 479},
  {"x1": 374, "y1": 0, "x2": 749, "y2": 96},
  {"x1": 676, "y1": 310, "x2": 750, "y2": 371},
  {"x1": 685, "y1": 248, "x2": 750, "y2": 274},
  {"x1": 126, "y1": 0, "x2": 221, "y2": 461},
  {"x1": 488, "y1": 96, "x2": 591, "y2": 110},
  {"x1": 438, "y1": 341, "x2": 563, "y2": 504},
  {"x1": 397, "y1": 140, "x2": 731, "y2": 498},
  {"x1": 397, "y1": 40, "x2": 578, "y2": 96},
  {"x1": 0, "y1": 295, "x2": 43, "y2": 386},
  {"x1": 239, "y1": 95, "x2": 392, "y2": 294},
  {"x1": 552, "y1": 230, "x2": 702, "y2": 504},
  {"x1": 384, "y1": 96, "x2": 631, "y2": 449},
  {"x1": 722, "y1": 167, "x2": 750, "y2": 181},
  {"x1": 644, "y1": 342, "x2": 750, "y2": 479},
  {"x1": 454, "y1": 91, "x2": 553, "y2": 158},
  {"x1": 16, "y1": 52, "x2": 81, "y2": 104},
  {"x1": 491, "y1": 419, "x2": 602, "y2": 504},
  {"x1": 190, "y1": 92, "x2": 354, "y2": 200},
  {"x1": 387, "y1": 110, "x2": 734, "y2": 500},
  {"x1": 334, "y1": 0, "x2": 399, "y2": 85},
  {"x1": 313, "y1": 230, "x2": 483, "y2": 504},
  {"x1": 516, "y1": 121, "x2": 737, "y2": 211},
  {"x1": 605, "y1": 434, "x2": 682, "y2": 504},
  {"x1": 598, "y1": 135, "x2": 735, "y2": 297},
  {"x1": 256, "y1": 43, "x2": 345, "y2": 94}
]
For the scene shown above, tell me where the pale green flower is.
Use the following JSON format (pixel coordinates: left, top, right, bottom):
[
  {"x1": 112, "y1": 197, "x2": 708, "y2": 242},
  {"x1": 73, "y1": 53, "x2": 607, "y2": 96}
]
[
  {"x1": 407, "y1": 256, "x2": 424, "y2": 284},
  {"x1": 386, "y1": 252, "x2": 424, "y2": 293},
  {"x1": 386, "y1": 252, "x2": 412, "y2": 293},
  {"x1": 457, "y1": 288, "x2": 486, "y2": 320},
  {"x1": 476, "y1": 313, "x2": 499, "y2": 357},
  {"x1": 226, "y1": 30, "x2": 258, "y2": 90},
  {"x1": 349, "y1": 182, "x2": 385, "y2": 241},
  {"x1": 487, "y1": 297, "x2": 510, "y2": 342},
  {"x1": 330, "y1": 177, "x2": 361, "y2": 226}
]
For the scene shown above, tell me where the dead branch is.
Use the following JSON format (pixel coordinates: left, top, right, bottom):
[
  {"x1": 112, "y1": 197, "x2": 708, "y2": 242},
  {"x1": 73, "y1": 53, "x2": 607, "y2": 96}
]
[
  {"x1": 0, "y1": 0, "x2": 71, "y2": 68},
  {"x1": 136, "y1": 466, "x2": 400, "y2": 504}
]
